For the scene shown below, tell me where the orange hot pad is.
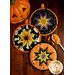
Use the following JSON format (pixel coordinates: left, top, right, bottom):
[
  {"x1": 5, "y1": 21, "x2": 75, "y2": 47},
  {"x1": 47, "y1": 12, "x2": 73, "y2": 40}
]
[{"x1": 30, "y1": 43, "x2": 57, "y2": 70}]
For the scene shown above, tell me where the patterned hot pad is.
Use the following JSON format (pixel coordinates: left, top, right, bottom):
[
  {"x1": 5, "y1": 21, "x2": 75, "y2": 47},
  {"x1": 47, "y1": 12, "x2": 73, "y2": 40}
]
[
  {"x1": 30, "y1": 43, "x2": 57, "y2": 70},
  {"x1": 13, "y1": 24, "x2": 41, "y2": 51},
  {"x1": 30, "y1": 8, "x2": 58, "y2": 36}
]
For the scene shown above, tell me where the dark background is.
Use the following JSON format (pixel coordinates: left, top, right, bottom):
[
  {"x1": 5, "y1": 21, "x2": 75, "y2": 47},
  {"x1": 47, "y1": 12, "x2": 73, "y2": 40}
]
[{"x1": 10, "y1": 0, "x2": 64, "y2": 75}]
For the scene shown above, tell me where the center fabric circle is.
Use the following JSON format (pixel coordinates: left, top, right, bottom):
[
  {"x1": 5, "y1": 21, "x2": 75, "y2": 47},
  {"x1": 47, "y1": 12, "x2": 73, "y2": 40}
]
[
  {"x1": 42, "y1": 54, "x2": 46, "y2": 58},
  {"x1": 24, "y1": 36, "x2": 29, "y2": 40}
]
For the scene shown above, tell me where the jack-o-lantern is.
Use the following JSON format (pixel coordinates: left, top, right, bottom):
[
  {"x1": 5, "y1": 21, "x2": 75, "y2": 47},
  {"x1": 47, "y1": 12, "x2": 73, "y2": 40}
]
[{"x1": 10, "y1": 0, "x2": 30, "y2": 24}]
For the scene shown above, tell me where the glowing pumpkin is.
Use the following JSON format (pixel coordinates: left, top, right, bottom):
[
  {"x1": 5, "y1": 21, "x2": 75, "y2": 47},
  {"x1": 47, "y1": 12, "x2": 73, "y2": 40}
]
[{"x1": 10, "y1": 0, "x2": 30, "y2": 24}]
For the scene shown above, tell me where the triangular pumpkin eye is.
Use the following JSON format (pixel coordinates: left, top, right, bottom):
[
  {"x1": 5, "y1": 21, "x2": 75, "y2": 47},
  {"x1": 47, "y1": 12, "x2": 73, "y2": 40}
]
[
  {"x1": 12, "y1": 14, "x2": 17, "y2": 18},
  {"x1": 23, "y1": 8, "x2": 26, "y2": 12}
]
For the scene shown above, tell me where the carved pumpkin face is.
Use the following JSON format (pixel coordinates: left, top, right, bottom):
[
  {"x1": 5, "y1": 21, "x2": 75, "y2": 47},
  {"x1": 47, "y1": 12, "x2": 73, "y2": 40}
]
[{"x1": 10, "y1": 0, "x2": 30, "y2": 24}]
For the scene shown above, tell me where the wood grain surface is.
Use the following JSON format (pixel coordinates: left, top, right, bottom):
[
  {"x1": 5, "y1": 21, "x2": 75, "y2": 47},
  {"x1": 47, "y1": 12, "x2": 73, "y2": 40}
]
[{"x1": 10, "y1": 0, "x2": 64, "y2": 75}]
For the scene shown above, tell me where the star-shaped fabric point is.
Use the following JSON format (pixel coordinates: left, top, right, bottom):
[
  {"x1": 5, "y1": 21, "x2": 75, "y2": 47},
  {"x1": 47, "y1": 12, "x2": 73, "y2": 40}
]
[
  {"x1": 35, "y1": 14, "x2": 52, "y2": 30},
  {"x1": 35, "y1": 47, "x2": 53, "y2": 65},
  {"x1": 18, "y1": 29, "x2": 35, "y2": 48}
]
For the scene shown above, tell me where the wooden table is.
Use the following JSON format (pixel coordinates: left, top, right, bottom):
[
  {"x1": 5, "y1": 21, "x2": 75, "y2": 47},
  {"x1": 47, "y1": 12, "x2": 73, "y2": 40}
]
[{"x1": 10, "y1": 0, "x2": 64, "y2": 75}]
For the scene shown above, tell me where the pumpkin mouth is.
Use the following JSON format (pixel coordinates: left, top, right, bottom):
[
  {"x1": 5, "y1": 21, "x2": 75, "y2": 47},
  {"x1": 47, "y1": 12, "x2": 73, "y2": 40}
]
[{"x1": 10, "y1": 0, "x2": 15, "y2": 4}]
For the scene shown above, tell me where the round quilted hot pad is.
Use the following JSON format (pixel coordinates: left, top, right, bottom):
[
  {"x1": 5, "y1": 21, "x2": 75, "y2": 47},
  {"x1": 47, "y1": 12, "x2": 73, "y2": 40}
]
[
  {"x1": 30, "y1": 43, "x2": 57, "y2": 70},
  {"x1": 13, "y1": 24, "x2": 41, "y2": 52},
  {"x1": 30, "y1": 4, "x2": 58, "y2": 36}
]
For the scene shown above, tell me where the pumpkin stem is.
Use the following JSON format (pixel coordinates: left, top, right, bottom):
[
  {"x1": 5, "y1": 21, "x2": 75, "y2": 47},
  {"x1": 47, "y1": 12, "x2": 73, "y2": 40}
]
[{"x1": 10, "y1": 0, "x2": 15, "y2": 4}]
